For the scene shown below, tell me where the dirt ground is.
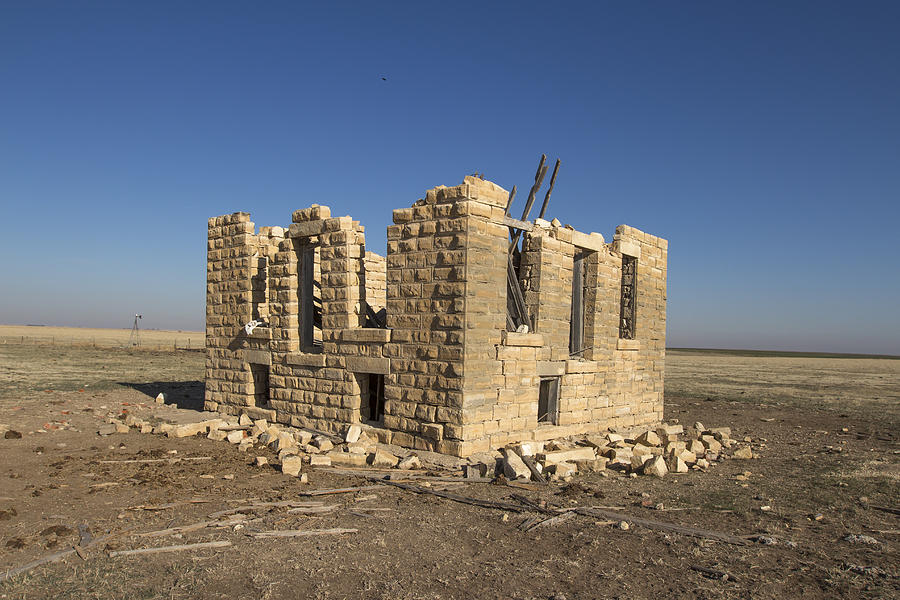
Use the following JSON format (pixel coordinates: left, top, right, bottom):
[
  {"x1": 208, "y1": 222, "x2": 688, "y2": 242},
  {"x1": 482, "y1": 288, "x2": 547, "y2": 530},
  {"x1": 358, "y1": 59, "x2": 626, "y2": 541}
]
[{"x1": 0, "y1": 343, "x2": 897, "y2": 599}]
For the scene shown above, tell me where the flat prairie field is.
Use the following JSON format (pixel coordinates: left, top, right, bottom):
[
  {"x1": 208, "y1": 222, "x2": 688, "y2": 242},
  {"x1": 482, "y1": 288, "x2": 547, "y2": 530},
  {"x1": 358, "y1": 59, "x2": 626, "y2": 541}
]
[
  {"x1": 0, "y1": 341, "x2": 897, "y2": 599},
  {"x1": 0, "y1": 325, "x2": 204, "y2": 350}
]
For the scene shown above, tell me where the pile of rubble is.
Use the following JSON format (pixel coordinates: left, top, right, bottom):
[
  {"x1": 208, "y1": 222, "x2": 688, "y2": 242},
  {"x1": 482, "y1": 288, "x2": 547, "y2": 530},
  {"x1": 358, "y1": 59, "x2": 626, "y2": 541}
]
[
  {"x1": 496, "y1": 422, "x2": 755, "y2": 482},
  {"x1": 101, "y1": 396, "x2": 753, "y2": 483},
  {"x1": 100, "y1": 394, "x2": 425, "y2": 482}
]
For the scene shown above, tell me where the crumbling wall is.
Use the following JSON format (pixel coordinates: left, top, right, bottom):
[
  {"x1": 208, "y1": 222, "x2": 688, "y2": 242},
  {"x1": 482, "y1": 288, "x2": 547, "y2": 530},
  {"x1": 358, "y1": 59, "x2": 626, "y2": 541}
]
[
  {"x1": 204, "y1": 176, "x2": 668, "y2": 456},
  {"x1": 363, "y1": 251, "x2": 386, "y2": 314},
  {"x1": 205, "y1": 213, "x2": 283, "y2": 413}
]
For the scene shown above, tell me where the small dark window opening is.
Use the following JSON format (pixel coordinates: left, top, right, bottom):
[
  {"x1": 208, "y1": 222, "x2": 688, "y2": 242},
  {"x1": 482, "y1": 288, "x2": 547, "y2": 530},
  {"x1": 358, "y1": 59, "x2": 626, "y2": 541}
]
[
  {"x1": 359, "y1": 373, "x2": 385, "y2": 423},
  {"x1": 619, "y1": 254, "x2": 637, "y2": 339},
  {"x1": 538, "y1": 377, "x2": 560, "y2": 425},
  {"x1": 249, "y1": 363, "x2": 269, "y2": 408},
  {"x1": 569, "y1": 250, "x2": 586, "y2": 355}
]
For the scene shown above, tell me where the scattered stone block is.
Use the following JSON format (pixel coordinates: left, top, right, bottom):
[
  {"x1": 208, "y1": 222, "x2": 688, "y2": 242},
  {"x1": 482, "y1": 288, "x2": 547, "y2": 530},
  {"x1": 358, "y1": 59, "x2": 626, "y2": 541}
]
[
  {"x1": 326, "y1": 451, "x2": 368, "y2": 467},
  {"x1": 169, "y1": 422, "x2": 208, "y2": 438},
  {"x1": 309, "y1": 455, "x2": 332, "y2": 467},
  {"x1": 636, "y1": 430, "x2": 661, "y2": 447},
  {"x1": 502, "y1": 448, "x2": 531, "y2": 480},
  {"x1": 226, "y1": 430, "x2": 245, "y2": 444},
  {"x1": 642, "y1": 456, "x2": 668, "y2": 477},
  {"x1": 269, "y1": 432, "x2": 296, "y2": 453},
  {"x1": 666, "y1": 456, "x2": 689, "y2": 473},
  {"x1": 632, "y1": 444, "x2": 653, "y2": 458},
  {"x1": 208, "y1": 429, "x2": 228, "y2": 442},
  {"x1": 154, "y1": 423, "x2": 174, "y2": 435},
  {"x1": 541, "y1": 447, "x2": 596, "y2": 465},
  {"x1": 630, "y1": 455, "x2": 651, "y2": 471},
  {"x1": 155, "y1": 393, "x2": 165, "y2": 404},
  {"x1": 238, "y1": 414, "x2": 252, "y2": 427},
  {"x1": 312, "y1": 436, "x2": 334, "y2": 452},
  {"x1": 97, "y1": 424, "x2": 118, "y2": 436},
  {"x1": 677, "y1": 450, "x2": 697, "y2": 464},
  {"x1": 344, "y1": 425, "x2": 362, "y2": 444},
  {"x1": 547, "y1": 462, "x2": 577, "y2": 478},
  {"x1": 397, "y1": 455, "x2": 422, "y2": 470},
  {"x1": 464, "y1": 463, "x2": 488, "y2": 478},
  {"x1": 294, "y1": 430, "x2": 313, "y2": 445},
  {"x1": 574, "y1": 458, "x2": 608, "y2": 473},
  {"x1": 514, "y1": 441, "x2": 544, "y2": 456},
  {"x1": 250, "y1": 419, "x2": 269, "y2": 437},
  {"x1": 255, "y1": 456, "x2": 268, "y2": 467},
  {"x1": 733, "y1": 446, "x2": 753, "y2": 459},
  {"x1": 282, "y1": 456, "x2": 303, "y2": 477},
  {"x1": 701, "y1": 436, "x2": 722, "y2": 453},
  {"x1": 370, "y1": 449, "x2": 399, "y2": 468},
  {"x1": 695, "y1": 458, "x2": 710, "y2": 469},
  {"x1": 710, "y1": 427, "x2": 732, "y2": 440}
]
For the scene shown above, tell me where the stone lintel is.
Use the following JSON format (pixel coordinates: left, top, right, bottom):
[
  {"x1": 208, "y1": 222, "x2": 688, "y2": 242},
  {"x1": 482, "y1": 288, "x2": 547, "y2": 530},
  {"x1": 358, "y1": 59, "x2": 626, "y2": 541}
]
[
  {"x1": 565, "y1": 360, "x2": 598, "y2": 373},
  {"x1": 614, "y1": 239, "x2": 641, "y2": 259},
  {"x1": 340, "y1": 328, "x2": 391, "y2": 343},
  {"x1": 284, "y1": 352, "x2": 327, "y2": 367},
  {"x1": 536, "y1": 361, "x2": 566, "y2": 376},
  {"x1": 244, "y1": 350, "x2": 271, "y2": 365},
  {"x1": 288, "y1": 220, "x2": 325, "y2": 238},
  {"x1": 346, "y1": 356, "x2": 390, "y2": 375},
  {"x1": 502, "y1": 332, "x2": 544, "y2": 347},
  {"x1": 570, "y1": 230, "x2": 606, "y2": 252}
]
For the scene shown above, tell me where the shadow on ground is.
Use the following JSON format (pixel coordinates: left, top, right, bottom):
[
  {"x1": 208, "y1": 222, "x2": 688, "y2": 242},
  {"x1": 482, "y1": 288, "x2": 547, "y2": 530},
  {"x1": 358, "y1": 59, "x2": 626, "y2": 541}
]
[{"x1": 118, "y1": 381, "x2": 205, "y2": 410}]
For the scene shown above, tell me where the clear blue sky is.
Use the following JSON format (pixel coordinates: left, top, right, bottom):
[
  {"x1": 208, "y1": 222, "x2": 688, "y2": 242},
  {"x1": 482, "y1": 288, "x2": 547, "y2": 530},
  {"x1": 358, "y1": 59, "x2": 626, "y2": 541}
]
[{"x1": 1, "y1": 1, "x2": 898, "y2": 354}]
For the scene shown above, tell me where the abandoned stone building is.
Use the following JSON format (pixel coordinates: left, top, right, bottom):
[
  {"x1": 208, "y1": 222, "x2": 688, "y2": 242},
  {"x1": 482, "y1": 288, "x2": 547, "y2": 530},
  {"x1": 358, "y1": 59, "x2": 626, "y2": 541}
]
[{"x1": 204, "y1": 176, "x2": 668, "y2": 457}]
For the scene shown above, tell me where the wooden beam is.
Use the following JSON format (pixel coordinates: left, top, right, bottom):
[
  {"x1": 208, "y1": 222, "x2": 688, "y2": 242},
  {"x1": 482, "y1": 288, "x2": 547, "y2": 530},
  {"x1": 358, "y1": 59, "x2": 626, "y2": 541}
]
[
  {"x1": 537, "y1": 159, "x2": 561, "y2": 220},
  {"x1": 502, "y1": 215, "x2": 533, "y2": 232},
  {"x1": 109, "y1": 540, "x2": 232, "y2": 557}
]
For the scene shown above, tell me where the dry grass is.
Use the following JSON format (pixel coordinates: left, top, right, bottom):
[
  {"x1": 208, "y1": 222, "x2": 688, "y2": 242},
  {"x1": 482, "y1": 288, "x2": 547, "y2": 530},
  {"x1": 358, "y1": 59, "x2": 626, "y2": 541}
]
[
  {"x1": 666, "y1": 348, "x2": 900, "y2": 418},
  {"x1": 0, "y1": 325, "x2": 203, "y2": 351}
]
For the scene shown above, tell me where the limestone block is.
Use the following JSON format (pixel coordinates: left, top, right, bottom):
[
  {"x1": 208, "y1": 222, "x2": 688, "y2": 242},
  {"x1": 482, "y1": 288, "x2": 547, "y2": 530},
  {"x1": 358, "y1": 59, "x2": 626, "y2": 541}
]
[
  {"x1": 370, "y1": 449, "x2": 400, "y2": 468},
  {"x1": 309, "y1": 455, "x2": 332, "y2": 467},
  {"x1": 502, "y1": 448, "x2": 531, "y2": 480},
  {"x1": 282, "y1": 456, "x2": 303, "y2": 477},
  {"x1": 733, "y1": 446, "x2": 753, "y2": 459},
  {"x1": 312, "y1": 436, "x2": 334, "y2": 452},
  {"x1": 642, "y1": 456, "x2": 668, "y2": 477},
  {"x1": 397, "y1": 455, "x2": 421, "y2": 470},
  {"x1": 636, "y1": 430, "x2": 661, "y2": 447},
  {"x1": 326, "y1": 451, "x2": 368, "y2": 467}
]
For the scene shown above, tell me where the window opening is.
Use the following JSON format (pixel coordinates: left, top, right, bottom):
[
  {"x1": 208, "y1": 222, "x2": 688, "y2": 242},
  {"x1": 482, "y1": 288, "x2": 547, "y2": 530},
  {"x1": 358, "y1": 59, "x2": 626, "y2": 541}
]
[
  {"x1": 619, "y1": 254, "x2": 637, "y2": 339},
  {"x1": 358, "y1": 373, "x2": 385, "y2": 423},
  {"x1": 298, "y1": 242, "x2": 322, "y2": 348},
  {"x1": 249, "y1": 363, "x2": 269, "y2": 407},
  {"x1": 569, "y1": 250, "x2": 586, "y2": 354},
  {"x1": 251, "y1": 254, "x2": 268, "y2": 321},
  {"x1": 538, "y1": 377, "x2": 560, "y2": 425}
]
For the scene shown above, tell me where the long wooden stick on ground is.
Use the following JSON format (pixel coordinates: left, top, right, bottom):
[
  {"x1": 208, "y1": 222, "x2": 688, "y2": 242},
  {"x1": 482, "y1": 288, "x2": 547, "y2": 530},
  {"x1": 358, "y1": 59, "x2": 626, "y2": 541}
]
[
  {"x1": 248, "y1": 528, "x2": 357, "y2": 538},
  {"x1": 574, "y1": 507, "x2": 748, "y2": 545},
  {"x1": 109, "y1": 540, "x2": 232, "y2": 557}
]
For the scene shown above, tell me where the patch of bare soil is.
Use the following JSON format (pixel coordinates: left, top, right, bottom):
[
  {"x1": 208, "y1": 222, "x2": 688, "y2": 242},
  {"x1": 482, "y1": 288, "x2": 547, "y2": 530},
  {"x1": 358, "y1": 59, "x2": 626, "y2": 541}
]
[{"x1": 0, "y1": 344, "x2": 897, "y2": 599}]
